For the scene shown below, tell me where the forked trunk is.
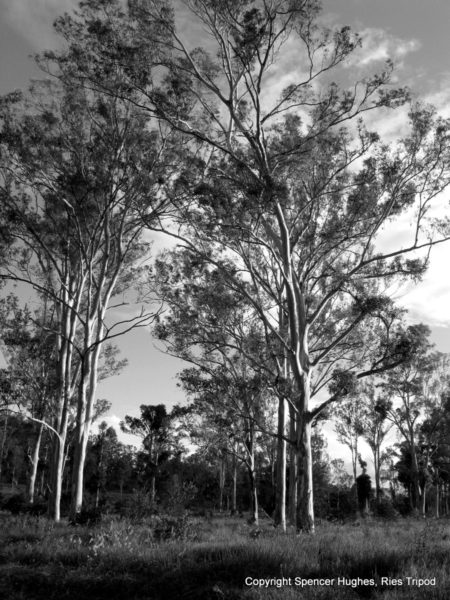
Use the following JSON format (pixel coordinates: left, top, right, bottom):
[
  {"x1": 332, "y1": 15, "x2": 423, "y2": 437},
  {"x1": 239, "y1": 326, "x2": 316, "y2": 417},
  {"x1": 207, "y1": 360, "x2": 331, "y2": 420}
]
[
  {"x1": 70, "y1": 342, "x2": 101, "y2": 520},
  {"x1": 27, "y1": 424, "x2": 43, "y2": 504}
]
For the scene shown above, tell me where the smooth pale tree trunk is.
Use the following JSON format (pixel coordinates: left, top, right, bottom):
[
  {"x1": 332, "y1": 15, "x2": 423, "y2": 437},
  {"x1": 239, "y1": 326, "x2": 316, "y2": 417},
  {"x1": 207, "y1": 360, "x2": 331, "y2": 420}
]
[
  {"x1": 248, "y1": 457, "x2": 259, "y2": 525},
  {"x1": 421, "y1": 484, "x2": 427, "y2": 517},
  {"x1": 49, "y1": 434, "x2": 65, "y2": 521},
  {"x1": 274, "y1": 396, "x2": 286, "y2": 531},
  {"x1": 296, "y1": 418, "x2": 314, "y2": 533},
  {"x1": 48, "y1": 295, "x2": 78, "y2": 522},
  {"x1": 70, "y1": 344, "x2": 91, "y2": 520},
  {"x1": 287, "y1": 409, "x2": 297, "y2": 525},
  {"x1": 27, "y1": 424, "x2": 43, "y2": 504},
  {"x1": 445, "y1": 484, "x2": 449, "y2": 516},
  {"x1": 70, "y1": 341, "x2": 101, "y2": 520},
  {"x1": 231, "y1": 448, "x2": 237, "y2": 514},
  {"x1": 409, "y1": 431, "x2": 422, "y2": 511},
  {"x1": 95, "y1": 435, "x2": 105, "y2": 510},
  {"x1": 48, "y1": 387, "x2": 70, "y2": 521},
  {"x1": 373, "y1": 444, "x2": 381, "y2": 502},
  {"x1": 218, "y1": 453, "x2": 226, "y2": 512},
  {"x1": 244, "y1": 423, "x2": 259, "y2": 525}
]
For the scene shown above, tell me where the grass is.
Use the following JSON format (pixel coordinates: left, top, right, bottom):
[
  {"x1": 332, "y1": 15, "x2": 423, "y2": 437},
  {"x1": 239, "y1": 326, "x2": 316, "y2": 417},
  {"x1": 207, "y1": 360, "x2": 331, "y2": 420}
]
[{"x1": 0, "y1": 512, "x2": 449, "y2": 600}]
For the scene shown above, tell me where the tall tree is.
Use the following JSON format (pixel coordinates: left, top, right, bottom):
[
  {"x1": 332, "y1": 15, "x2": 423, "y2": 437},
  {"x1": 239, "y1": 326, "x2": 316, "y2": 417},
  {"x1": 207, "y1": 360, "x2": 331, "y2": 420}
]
[
  {"x1": 360, "y1": 384, "x2": 394, "y2": 502},
  {"x1": 120, "y1": 404, "x2": 184, "y2": 504},
  {"x1": 44, "y1": 0, "x2": 450, "y2": 532},
  {"x1": 380, "y1": 326, "x2": 447, "y2": 512},
  {"x1": 334, "y1": 397, "x2": 366, "y2": 486},
  {"x1": 0, "y1": 79, "x2": 167, "y2": 519}
]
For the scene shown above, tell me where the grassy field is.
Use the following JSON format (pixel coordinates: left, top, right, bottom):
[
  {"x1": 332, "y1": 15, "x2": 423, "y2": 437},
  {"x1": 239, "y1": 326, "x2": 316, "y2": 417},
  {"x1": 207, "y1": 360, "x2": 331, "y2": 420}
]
[{"x1": 0, "y1": 512, "x2": 449, "y2": 600}]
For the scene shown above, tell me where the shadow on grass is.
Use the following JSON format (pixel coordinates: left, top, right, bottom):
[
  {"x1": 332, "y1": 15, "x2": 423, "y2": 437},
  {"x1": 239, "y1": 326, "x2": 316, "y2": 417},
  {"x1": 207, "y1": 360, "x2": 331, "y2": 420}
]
[{"x1": 0, "y1": 541, "x2": 430, "y2": 600}]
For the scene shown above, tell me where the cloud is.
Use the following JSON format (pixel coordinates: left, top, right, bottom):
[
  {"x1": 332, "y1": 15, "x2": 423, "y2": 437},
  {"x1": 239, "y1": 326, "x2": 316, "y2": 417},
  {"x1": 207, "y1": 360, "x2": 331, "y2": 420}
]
[
  {"x1": 396, "y1": 243, "x2": 450, "y2": 327},
  {"x1": 345, "y1": 27, "x2": 421, "y2": 69},
  {"x1": 423, "y1": 75, "x2": 450, "y2": 118},
  {"x1": 91, "y1": 414, "x2": 139, "y2": 447}
]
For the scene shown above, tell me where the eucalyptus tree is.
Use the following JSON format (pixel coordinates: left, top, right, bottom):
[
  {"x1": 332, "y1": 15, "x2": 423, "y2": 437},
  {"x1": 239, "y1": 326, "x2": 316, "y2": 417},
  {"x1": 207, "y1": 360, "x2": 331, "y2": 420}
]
[
  {"x1": 45, "y1": 0, "x2": 450, "y2": 531},
  {"x1": 120, "y1": 404, "x2": 185, "y2": 504},
  {"x1": 334, "y1": 397, "x2": 366, "y2": 486},
  {"x1": 155, "y1": 248, "x2": 288, "y2": 526},
  {"x1": 380, "y1": 326, "x2": 448, "y2": 512},
  {"x1": 0, "y1": 79, "x2": 171, "y2": 519},
  {"x1": 0, "y1": 296, "x2": 58, "y2": 503},
  {"x1": 360, "y1": 387, "x2": 394, "y2": 503}
]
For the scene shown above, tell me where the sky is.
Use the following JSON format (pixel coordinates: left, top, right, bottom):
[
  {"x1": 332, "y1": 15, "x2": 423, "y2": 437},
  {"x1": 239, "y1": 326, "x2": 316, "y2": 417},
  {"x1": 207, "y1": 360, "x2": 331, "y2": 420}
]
[{"x1": 1, "y1": 0, "x2": 450, "y2": 464}]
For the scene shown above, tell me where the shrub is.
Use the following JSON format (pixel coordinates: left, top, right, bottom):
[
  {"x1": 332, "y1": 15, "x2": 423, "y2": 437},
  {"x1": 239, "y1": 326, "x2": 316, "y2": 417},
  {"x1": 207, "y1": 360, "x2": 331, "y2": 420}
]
[
  {"x1": 373, "y1": 497, "x2": 399, "y2": 520},
  {"x1": 153, "y1": 514, "x2": 197, "y2": 541},
  {"x1": 2, "y1": 493, "x2": 28, "y2": 514},
  {"x1": 70, "y1": 506, "x2": 103, "y2": 526}
]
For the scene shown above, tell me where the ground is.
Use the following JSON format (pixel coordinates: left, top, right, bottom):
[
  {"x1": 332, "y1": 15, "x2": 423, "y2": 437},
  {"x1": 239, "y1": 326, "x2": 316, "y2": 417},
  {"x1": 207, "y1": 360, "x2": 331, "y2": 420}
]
[{"x1": 0, "y1": 512, "x2": 449, "y2": 599}]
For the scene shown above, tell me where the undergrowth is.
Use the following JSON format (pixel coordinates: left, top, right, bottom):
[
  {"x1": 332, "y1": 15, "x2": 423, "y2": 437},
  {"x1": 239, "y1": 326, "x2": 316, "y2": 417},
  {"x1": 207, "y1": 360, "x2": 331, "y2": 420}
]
[{"x1": 0, "y1": 512, "x2": 449, "y2": 600}]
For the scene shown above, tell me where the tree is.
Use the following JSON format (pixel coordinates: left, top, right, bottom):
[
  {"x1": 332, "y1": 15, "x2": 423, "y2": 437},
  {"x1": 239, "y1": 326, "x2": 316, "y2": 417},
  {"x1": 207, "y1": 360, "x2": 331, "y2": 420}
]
[
  {"x1": 360, "y1": 383, "x2": 394, "y2": 502},
  {"x1": 334, "y1": 397, "x2": 366, "y2": 485},
  {"x1": 356, "y1": 458, "x2": 372, "y2": 517},
  {"x1": 380, "y1": 326, "x2": 447, "y2": 512},
  {"x1": 155, "y1": 249, "x2": 287, "y2": 526},
  {"x1": 87, "y1": 422, "x2": 121, "y2": 509},
  {"x1": 42, "y1": 0, "x2": 450, "y2": 533},
  {"x1": 120, "y1": 404, "x2": 183, "y2": 504},
  {"x1": 0, "y1": 294, "x2": 58, "y2": 503},
  {"x1": 0, "y1": 74, "x2": 172, "y2": 519}
]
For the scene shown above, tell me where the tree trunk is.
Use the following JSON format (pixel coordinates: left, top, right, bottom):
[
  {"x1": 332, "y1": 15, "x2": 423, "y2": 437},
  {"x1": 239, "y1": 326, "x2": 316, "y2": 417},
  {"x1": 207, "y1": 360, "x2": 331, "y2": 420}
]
[
  {"x1": 150, "y1": 474, "x2": 156, "y2": 505},
  {"x1": 48, "y1": 305, "x2": 75, "y2": 522},
  {"x1": 374, "y1": 445, "x2": 381, "y2": 502},
  {"x1": 296, "y1": 417, "x2": 314, "y2": 533},
  {"x1": 274, "y1": 396, "x2": 286, "y2": 531},
  {"x1": 435, "y1": 482, "x2": 439, "y2": 518},
  {"x1": 48, "y1": 434, "x2": 64, "y2": 521},
  {"x1": 231, "y1": 449, "x2": 237, "y2": 514},
  {"x1": 287, "y1": 409, "x2": 297, "y2": 525},
  {"x1": 70, "y1": 341, "x2": 101, "y2": 520},
  {"x1": 27, "y1": 424, "x2": 43, "y2": 504},
  {"x1": 0, "y1": 413, "x2": 8, "y2": 485},
  {"x1": 95, "y1": 436, "x2": 104, "y2": 510},
  {"x1": 421, "y1": 483, "x2": 427, "y2": 517},
  {"x1": 248, "y1": 459, "x2": 259, "y2": 525},
  {"x1": 218, "y1": 453, "x2": 226, "y2": 512},
  {"x1": 409, "y1": 436, "x2": 421, "y2": 510}
]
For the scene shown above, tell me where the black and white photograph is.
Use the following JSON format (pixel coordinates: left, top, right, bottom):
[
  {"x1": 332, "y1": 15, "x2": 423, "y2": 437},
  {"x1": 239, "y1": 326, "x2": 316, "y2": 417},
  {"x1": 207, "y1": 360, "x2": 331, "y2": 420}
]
[{"x1": 0, "y1": 0, "x2": 450, "y2": 598}]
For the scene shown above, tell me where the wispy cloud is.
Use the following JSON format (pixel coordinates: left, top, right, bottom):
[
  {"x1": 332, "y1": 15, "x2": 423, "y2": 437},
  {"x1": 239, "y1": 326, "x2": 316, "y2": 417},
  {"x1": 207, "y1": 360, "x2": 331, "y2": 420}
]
[
  {"x1": 91, "y1": 414, "x2": 139, "y2": 447},
  {"x1": 345, "y1": 27, "x2": 421, "y2": 69}
]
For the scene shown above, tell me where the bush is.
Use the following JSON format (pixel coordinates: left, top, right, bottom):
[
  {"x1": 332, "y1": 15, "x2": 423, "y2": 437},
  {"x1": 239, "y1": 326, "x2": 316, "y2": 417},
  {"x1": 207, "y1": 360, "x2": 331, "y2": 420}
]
[
  {"x1": 2, "y1": 493, "x2": 28, "y2": 514},
  {"x1": 164, "y1": 480, "x2": 198, "y2": 516},
  {"x1": 70, "y1": 506, "x2": 103, "y2": 526},
  {"x1": 373, "y1": 496, "x2": 399, "y2": 520},
  {"x1": 153, "y1": 514, "x2": 197, "y2": 541},
  {"x1": 393, "y1": 494, "x2": 414, "y2": 516}
]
